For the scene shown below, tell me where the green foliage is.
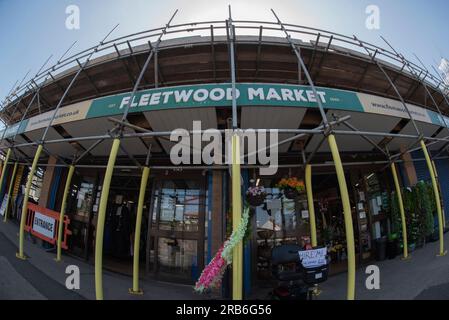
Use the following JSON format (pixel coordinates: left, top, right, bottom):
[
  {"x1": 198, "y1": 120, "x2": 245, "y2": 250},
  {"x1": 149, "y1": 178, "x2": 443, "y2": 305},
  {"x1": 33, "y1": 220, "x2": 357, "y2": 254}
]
[
  {"x1": 404, "y1": 188, "x2": 420, "y2": 243},
  {"x1": 415, "y1": 181, "x2": 436, "y2": 237},
  {"x1": 388, "y1": 182, "x2": 437, "y2": 246},
  {"x1": 390, "y1": 191, "x2": 402, "y2": 235},
  {"x1": 322, "y1": 225, "x2": 336, "y2": 244}
]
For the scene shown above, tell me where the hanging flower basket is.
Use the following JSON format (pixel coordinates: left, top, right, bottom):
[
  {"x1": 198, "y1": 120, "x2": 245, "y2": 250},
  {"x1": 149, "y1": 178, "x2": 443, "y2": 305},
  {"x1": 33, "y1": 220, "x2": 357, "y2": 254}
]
[
  {"x1": 246, "y1": 186, "x2": 266, "y2": 207},
  {"x1": 283, "y1": 187, "x2": 298, "y2": 200},
  {"x1": 276, "y1": 177, "x2": 305, "y2": 200}
]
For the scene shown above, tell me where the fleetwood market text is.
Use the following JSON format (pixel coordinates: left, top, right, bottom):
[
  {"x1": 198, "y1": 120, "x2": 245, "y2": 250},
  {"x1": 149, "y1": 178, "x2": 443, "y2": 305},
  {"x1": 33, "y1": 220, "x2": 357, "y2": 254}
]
[{"x1": 119, "y1": 86, "x2": 327, "y2": 109}]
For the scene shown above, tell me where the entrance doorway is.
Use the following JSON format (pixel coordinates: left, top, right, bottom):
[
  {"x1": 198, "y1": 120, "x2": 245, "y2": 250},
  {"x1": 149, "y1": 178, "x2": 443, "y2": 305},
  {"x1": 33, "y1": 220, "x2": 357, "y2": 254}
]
[{"x1": 147, "y1": 177, "x2": 207, "y2": 284}]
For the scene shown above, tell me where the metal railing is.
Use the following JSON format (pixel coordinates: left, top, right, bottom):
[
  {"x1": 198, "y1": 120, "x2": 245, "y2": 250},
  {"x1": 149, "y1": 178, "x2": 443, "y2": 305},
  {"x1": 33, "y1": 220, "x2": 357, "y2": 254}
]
[{"x1": 2, "y1": 18, "x2": 448, "y2": 117}]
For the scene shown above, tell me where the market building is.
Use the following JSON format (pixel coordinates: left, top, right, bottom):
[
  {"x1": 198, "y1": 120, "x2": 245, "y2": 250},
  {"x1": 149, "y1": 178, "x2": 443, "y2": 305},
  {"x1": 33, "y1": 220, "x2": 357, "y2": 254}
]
[{"x1": 0, "y1": 14, "x2": 449, "y2": 300}]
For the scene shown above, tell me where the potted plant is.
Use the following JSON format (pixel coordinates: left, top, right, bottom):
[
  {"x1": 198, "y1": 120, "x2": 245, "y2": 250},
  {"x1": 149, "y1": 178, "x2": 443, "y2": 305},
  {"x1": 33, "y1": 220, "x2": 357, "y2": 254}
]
[
  {"x1": 403, "y1": 187, "x2": 419, "y2": 252},
  {"x1": 246, "y1": 186, "x2": 266, "y2": 207},
  {"x1": 276, "y1": 177, "x2": 305, "y2": 200}
]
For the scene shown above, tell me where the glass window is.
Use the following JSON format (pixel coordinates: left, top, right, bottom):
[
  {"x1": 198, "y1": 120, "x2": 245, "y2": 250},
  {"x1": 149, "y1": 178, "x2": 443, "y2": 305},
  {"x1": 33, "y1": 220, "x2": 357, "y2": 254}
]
[
  {"x1": 29, "y1": 167, "x2": 44, "y2": 202},
  {"x1": 158, "y1": 180, "x2": 200, "y2": 232},
  {"x1": 157, "y1": 237, "x2": 198, "y2": 279},
  {"x1": 76, "y1": 182, "x2": 94, "y2": 217},
  {"x1": 256, "y1": 188, "x2": 298, "y2": 237}
]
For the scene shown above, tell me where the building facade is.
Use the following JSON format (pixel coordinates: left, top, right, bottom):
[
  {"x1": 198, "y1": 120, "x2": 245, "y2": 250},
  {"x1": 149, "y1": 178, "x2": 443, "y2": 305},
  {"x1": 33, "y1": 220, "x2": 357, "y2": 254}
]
[{"x1": 1, "y1": 19, "x2": 448, "y2": 298}]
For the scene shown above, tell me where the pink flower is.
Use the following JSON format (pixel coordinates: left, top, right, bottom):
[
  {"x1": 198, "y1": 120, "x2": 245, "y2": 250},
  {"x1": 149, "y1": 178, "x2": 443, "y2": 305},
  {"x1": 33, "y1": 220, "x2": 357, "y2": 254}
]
[{"x1": 194, "y1": 244, "x2": 233, "y2": 293}]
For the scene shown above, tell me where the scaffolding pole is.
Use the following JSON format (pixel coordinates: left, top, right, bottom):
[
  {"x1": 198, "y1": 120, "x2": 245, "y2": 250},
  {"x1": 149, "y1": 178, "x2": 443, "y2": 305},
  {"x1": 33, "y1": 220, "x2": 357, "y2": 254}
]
[
  {"x1": 129, "y1": 148, "x2": 151, "y2": 295},
  {"x1": 0, "y1": 55, "x2": 54, "y2": 217},
  {"x1": 374, "y1": 37, "x2": 446, "y2": 256},
  {"x1": 356, "y1": 37, "x2": 446, "y2": 261},
  {"x1": 6, "y1": 125, "x2": 449, "y2": 153},
  {"x1": 421, "y1": 140, "x2": 447, "y2": 256},
  {"x1": 305, "y1": 164, "x2": 317, "y2": 247},
  {"x1": 95, "y1": 11, "x2": 177, "y2": 300},
  {"x1": 17, "y1": 144, "x2": 42, "y2": 260},
  {"x1": 390, "y1": 162, "x2": 409, "y2": 259},
  {"x1": 231, "y1": 134, "x2": 243, "y2": 300},
  {"x1": 55, "y1": 164, "x2": 75, "y2": 262},
  {"x1": 2, "y1": 162, "x2": 18, "y2": 223},
  {"x1": 272, "y1": 9, "x2": 356, "y2": 300},
  {"x1": 402, "y1": 52, "x2": 449, "y2": 235},
  {"x1": 95, "y1": 138, "x2": 120, "y2": 299},
  {"x1": 17, "y1": 31, "x2": 117, "y2": 261},
  {"x1": 227, "y1": 5, "x2": 243, "y2": 300}
]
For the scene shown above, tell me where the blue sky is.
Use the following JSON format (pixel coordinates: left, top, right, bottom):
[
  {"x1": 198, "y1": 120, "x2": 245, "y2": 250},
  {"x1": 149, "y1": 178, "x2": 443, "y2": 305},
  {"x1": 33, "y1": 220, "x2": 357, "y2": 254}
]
[{"x1": 0, "y1": 0, "x2": 448, "y2": 102}]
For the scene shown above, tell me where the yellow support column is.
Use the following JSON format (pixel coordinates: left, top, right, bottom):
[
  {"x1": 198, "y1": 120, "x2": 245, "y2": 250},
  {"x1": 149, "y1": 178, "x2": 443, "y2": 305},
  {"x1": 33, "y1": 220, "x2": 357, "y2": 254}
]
[
  {"x1": 305, "y1": 164, "x2": 317, "y2": 247},
  {"x1": 17, "y1": 144, "x2": 43, "y2": 260},
  {"x1": 327, "y1": 134, "x2": 356, "y2": 300},
  {"x1": 56, "y1": 165, "x2": 75, "y2": 262},
  {"x1": 231, "y1": 134, "x2": 243, "y2": 300},
  {"x1": 420, "y1": 140, "x2": 446, "y2": 256},
  {"x1": 432, "y1": 160, "x2": 445, "y2": 228},
  {"x1": 390, "y1": 163, "x2": 409, "y2": 259},
  {"x1": 3, "y1": 162, "x2": 18, "y2": 222},
  {"x1": 129, "y1": 166, "x2": 150, "y2": 295},
  {"x1": 0, "y1": 148, "x2": 12, "y2": 196},
  {"x1": 95, "y1": 138, "x2": 121, "y2": 300}
]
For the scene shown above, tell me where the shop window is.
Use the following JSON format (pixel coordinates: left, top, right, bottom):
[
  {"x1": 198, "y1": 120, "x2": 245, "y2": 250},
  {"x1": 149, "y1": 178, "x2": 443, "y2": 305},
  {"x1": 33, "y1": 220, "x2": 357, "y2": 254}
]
[
  {"x1": 158, "y1": 181, "x2": 200, "y2": 232},
  {"x1": 157, "y1": 238, "x2": 198, "y2": 279},
  {"x1": 255, "y1": 187, "x2": 309, "y2": 280},
  {"x1": 255, "y1": 188, "x2": 305, "y2": 239},
  {"x1": 29, "y1": 167, "x2": 44, "y2": 202},
  {"x1": 76, "y1": 182, "x2": 94, "y2": 218}
]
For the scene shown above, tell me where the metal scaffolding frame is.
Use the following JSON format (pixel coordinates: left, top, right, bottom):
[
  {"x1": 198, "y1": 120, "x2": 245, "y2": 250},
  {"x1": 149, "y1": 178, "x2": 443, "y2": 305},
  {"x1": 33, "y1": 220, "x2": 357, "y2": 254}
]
[
  {"x1": 2, "y1": 15, "x2": 448, "y2": 120},
  {"x1": 1, "y1": 8, "x2": 449, "y2": 301}
]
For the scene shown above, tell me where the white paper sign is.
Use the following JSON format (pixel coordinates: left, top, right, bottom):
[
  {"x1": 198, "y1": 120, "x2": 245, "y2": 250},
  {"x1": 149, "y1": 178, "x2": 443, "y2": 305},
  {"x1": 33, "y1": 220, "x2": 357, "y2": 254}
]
[
  {"x1": 376, "y1": 196, "x2": 382, "y2": 206},
  {"x1": 0, "y1": 195, "x2": 8, "y2": 217},
  {"x1": 301, "y1": 210, "x2": 309, "y2": 219},
  {"x1": 298, "y1": 247, "x2": 327, "y2": 268},
  {"x1": 32, "y1": 212, "x2": 56, "y2": 239}
]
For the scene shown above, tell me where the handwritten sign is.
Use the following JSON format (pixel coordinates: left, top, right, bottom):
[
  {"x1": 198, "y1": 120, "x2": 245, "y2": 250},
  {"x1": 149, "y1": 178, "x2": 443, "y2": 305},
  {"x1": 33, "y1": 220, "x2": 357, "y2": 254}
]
[{"x1": 298, "y1": 247, "x2": 327, "y2": 268}]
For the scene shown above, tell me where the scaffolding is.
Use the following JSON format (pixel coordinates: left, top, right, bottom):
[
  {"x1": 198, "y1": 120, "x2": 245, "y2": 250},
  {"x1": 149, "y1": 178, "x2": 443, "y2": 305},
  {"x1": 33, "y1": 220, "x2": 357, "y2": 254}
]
[{"x1": 0, "y1": 7, "x2": 449, "y2": 301}]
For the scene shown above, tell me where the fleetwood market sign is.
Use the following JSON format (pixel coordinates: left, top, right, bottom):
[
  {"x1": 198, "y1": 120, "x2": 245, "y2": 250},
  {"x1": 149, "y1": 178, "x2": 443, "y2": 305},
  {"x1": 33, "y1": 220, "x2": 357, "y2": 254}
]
[{"x1": 2, "y1": 83, "x2": 448, "y2": 138}]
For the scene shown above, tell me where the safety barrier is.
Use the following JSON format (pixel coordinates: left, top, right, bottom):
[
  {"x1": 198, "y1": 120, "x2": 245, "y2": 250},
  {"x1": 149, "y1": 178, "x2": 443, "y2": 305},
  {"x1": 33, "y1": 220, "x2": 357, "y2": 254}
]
[{"x1": 23, "y1": 203, "x2": 72, "y2": 250}]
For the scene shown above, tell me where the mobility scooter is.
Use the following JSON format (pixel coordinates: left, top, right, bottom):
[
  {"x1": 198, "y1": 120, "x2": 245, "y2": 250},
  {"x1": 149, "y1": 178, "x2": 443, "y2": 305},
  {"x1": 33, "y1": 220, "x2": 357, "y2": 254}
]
[{"x1": 270, "y1": 244, "x2": 329, "y2": 300}]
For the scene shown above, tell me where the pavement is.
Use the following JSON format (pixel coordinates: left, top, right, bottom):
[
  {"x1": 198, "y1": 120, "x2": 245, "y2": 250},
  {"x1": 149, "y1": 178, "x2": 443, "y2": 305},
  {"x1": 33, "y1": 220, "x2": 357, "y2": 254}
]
[
  {"x1": 0, "y1": 220, "x2": 202, "y2": 300},
  {"x1": 318, "y1": 232, "x2": 449, "y2": 300},
  {"x1": 1, "y1": 217, "x2": 449, "y2": 300}
]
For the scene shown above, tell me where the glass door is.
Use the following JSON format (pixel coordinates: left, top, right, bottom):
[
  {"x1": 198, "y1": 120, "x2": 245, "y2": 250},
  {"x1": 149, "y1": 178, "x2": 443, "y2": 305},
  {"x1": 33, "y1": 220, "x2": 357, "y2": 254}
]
[{"x1": 148, "y1": 178, "x2": 206, "y2": 284}]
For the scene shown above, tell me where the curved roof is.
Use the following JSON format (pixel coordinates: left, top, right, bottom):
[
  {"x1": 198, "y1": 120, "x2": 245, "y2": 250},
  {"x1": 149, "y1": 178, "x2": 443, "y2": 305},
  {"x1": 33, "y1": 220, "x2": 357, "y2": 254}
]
[
  {"x1": 1, "y1": 20, "x2": 448, "y2": 124},
  {"x1": 1, "y1": 20, "x2": 449, "y2": 169}
]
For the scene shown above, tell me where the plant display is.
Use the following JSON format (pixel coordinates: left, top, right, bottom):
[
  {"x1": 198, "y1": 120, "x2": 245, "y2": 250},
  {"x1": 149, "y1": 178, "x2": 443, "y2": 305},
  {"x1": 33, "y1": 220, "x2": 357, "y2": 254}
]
[
  {"x1": 245, "y1": 186, "x2": 267, "y2": 207},
  {"x1": 276, "y1": 177, "x2": 305, "y2": 200},
  {"x1": 276, "y1": 177, "x2": 305, "y2": 193},
  {"x1": 390, "y1": 191, "x2": 402, "y2": 235},
  {"x1": 246, "y1": 185, "x2": 266, "y2": 197},
  {"x1": 388, "y1": 181, "x2": 437, "y2": 248},
  {"x1": 415, "y1": 181, "x2": 436, "y2": 238}
]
